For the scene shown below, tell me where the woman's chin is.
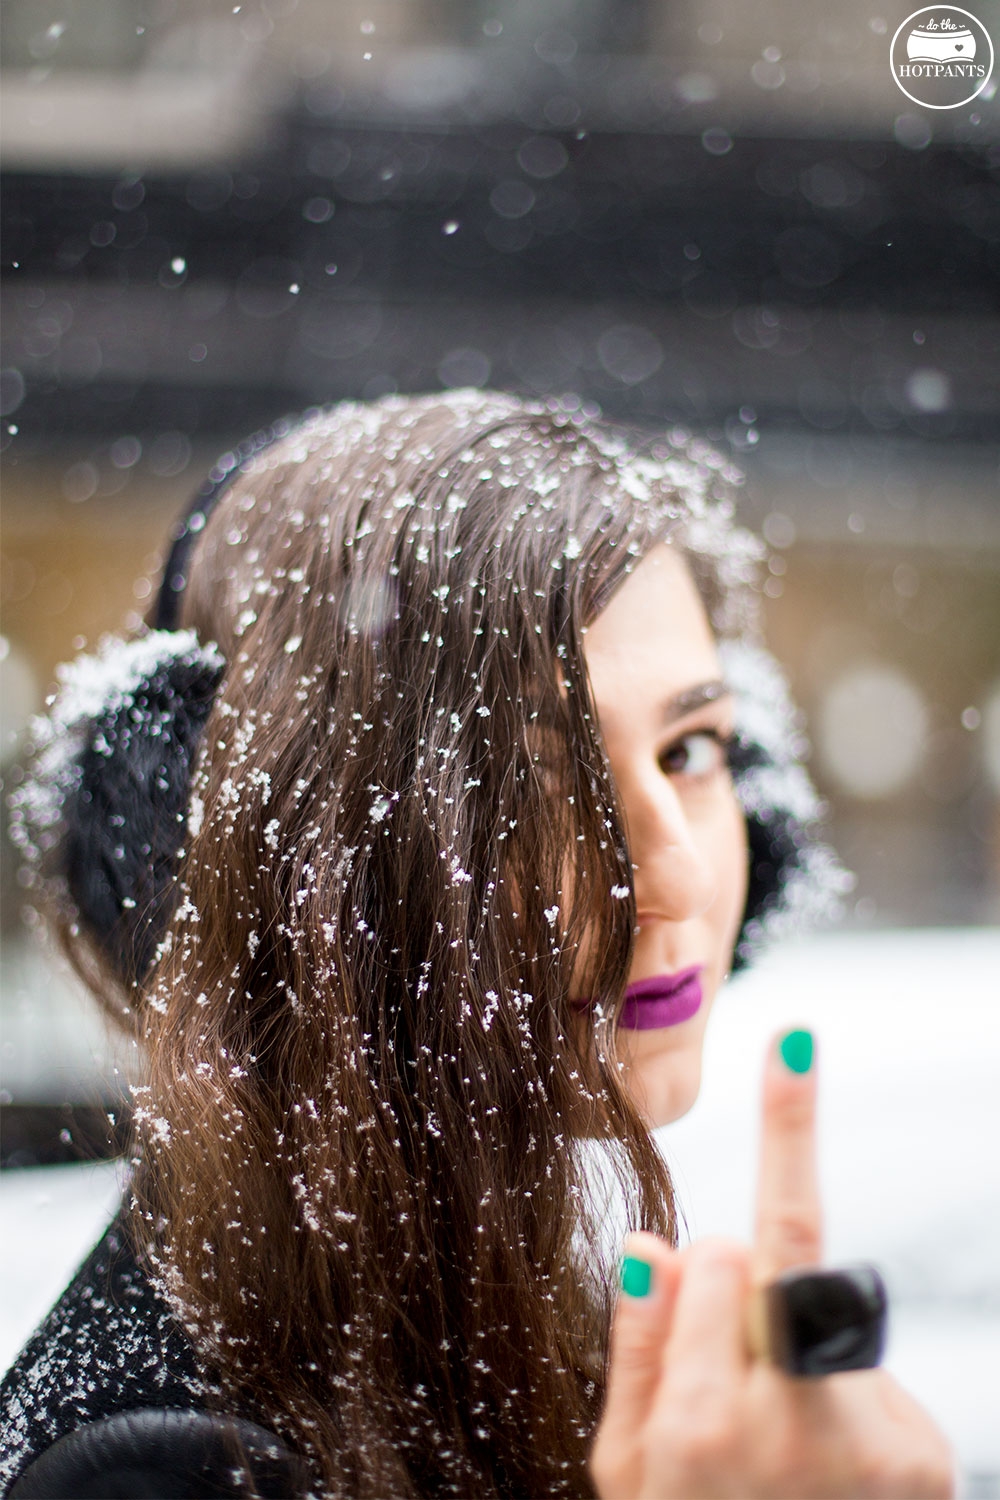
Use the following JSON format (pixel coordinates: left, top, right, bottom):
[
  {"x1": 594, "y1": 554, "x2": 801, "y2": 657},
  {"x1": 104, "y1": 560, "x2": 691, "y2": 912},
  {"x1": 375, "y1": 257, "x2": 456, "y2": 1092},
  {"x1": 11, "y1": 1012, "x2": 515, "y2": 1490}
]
[{"x1": 628, "y1": 1045, "x2": 705, "y2": 1128}]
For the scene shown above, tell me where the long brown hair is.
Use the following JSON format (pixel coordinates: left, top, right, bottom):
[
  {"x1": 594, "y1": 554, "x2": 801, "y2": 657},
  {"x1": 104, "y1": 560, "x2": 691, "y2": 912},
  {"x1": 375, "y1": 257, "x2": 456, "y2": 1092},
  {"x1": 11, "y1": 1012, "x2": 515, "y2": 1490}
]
[{"x1": 112, "y1": 394, "x2": 740, "y2": 1496}]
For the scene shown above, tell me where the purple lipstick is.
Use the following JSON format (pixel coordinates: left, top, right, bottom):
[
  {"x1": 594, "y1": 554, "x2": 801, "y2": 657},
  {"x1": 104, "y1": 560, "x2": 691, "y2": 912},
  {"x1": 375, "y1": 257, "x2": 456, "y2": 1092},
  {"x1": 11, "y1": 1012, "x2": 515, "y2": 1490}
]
[{"x1": 619, "y1": 967, "x2": 704, "y2": 1031}]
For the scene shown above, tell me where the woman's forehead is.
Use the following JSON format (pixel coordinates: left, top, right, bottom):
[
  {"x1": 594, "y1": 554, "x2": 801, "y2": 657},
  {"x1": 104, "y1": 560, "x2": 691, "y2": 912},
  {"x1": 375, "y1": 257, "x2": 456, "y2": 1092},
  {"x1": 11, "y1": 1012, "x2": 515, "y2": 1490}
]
[
  {"x1": 582, "y1": 545, "x2": 723, "y2": 724},
  {"x1": 584, "y1": 544, "x2": 714, "y2": 641}
]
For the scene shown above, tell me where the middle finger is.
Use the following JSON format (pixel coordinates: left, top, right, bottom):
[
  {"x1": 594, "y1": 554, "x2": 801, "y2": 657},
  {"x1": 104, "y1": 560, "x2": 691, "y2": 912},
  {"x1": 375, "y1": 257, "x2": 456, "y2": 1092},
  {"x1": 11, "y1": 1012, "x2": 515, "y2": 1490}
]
[{"x1": 752, "y1": 1028, "x2": 823, "y2": 1286}]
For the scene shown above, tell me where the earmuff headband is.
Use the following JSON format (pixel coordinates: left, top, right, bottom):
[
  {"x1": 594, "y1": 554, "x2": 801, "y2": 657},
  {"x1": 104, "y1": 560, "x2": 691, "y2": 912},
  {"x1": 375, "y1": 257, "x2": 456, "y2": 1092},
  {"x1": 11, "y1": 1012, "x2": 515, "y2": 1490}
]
[{"x1": 153, "y1": 420, "x2": 291, "y2": 632}]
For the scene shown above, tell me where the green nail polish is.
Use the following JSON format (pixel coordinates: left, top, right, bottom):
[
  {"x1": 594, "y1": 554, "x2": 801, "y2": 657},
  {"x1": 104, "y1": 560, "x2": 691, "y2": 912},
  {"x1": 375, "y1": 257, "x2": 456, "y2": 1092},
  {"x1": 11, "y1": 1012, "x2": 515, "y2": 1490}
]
[
  {"x1": 779, "y1": 1029, "x2": 814, "y2": 1074},
  {"x1": 620, "y1": 1255, "x2": 652, "y2": 1298}
]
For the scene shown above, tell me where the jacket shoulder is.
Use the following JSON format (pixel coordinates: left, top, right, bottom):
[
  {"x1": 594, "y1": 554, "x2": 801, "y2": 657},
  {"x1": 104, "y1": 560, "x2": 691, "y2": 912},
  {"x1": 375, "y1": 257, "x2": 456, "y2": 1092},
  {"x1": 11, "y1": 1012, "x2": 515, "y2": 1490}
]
[
  {"x1": 8, "y1": 1407, "x2": 307, "y2": 1499},
  {"x1": 1, "y1": 1210, "x2": 202, "y2": 1493}
]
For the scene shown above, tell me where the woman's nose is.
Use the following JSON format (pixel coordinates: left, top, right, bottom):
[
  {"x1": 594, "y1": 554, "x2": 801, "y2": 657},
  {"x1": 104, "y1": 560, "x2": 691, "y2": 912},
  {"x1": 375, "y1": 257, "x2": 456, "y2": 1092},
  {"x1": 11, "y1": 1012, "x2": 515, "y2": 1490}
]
[{"x1": 625, "y1": 778, "x2": 717, "y2": 922}]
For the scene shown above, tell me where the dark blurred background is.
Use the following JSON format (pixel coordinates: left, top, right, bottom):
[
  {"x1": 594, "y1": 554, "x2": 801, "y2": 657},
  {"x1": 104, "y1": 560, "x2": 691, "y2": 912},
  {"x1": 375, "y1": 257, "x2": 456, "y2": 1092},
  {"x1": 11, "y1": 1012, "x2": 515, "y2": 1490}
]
[{"x1": 2, "y1": 0, "x2": 999, "y2": 1164}]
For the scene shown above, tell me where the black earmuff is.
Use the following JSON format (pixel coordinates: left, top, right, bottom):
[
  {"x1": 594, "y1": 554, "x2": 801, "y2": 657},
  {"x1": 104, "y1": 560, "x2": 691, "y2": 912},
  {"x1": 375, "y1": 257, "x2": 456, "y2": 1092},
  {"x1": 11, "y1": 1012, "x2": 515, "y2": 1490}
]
[
  {"x1": 731, "y1": 732, "x2": 825, "y2": 972},
  {"x1": 59, "y1": 638, "x2": 226, "y2": 989},
  {"x1": 721, "y1": 639, "x2": 850, "y2": 969},
  {"x1": 9, "y1": 630, "x2": 225, "y2": 992},
  {"x1": 10, "y1": 422, "x2": 289, "y2": 988}
]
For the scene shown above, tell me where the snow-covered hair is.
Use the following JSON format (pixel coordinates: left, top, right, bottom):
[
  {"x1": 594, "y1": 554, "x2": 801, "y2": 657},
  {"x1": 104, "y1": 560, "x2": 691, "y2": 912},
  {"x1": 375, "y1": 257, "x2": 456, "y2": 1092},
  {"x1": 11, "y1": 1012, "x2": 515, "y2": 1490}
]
[{"x1": 10, "y1": 392, "x2": 844, "y2": 996}]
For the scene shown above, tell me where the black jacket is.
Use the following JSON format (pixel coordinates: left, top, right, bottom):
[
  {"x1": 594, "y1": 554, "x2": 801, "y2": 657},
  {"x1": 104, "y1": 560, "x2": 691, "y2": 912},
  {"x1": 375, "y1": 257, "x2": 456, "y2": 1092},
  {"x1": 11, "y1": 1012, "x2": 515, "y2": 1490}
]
[{"x1": 0, "y1": 1213, "x2": 305, "y2": 1498}]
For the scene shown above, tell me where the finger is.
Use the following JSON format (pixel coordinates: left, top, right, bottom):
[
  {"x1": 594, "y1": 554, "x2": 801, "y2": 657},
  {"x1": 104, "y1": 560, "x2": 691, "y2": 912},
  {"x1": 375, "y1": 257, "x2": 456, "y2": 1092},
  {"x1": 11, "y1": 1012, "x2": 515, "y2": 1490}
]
[
  {"x1": 600, "y1": 1233, "x2": 682, "y2": 1441},
  {"x1": 753, "y1": 1028, "x2": 823, "y2": 1285},
  {"x1": 656, "y1": 1238, "x2": 750, "y2": 1403}
]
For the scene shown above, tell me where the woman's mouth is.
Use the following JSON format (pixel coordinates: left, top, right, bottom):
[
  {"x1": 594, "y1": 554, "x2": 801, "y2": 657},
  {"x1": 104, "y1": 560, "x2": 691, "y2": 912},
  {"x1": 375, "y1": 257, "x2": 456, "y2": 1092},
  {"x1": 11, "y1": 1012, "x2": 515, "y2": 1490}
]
[{"x1": 619, "y1": 966, "x2": 704, "y2": 1031}]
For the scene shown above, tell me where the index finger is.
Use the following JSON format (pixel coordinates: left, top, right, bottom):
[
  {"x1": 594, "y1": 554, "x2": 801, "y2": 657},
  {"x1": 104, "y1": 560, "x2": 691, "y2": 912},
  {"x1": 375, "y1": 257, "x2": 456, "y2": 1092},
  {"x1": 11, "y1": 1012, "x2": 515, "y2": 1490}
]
[{"x1": 752, "y1": 1028, "x2": 823, "y2": 1286}]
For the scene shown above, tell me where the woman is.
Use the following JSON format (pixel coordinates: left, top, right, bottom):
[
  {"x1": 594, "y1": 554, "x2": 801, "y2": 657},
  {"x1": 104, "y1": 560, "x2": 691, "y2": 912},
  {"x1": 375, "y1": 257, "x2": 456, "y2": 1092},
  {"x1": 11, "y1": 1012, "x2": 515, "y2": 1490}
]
[{"x1": 2, "y1": 390, "x2": 952, "y2": 1498}]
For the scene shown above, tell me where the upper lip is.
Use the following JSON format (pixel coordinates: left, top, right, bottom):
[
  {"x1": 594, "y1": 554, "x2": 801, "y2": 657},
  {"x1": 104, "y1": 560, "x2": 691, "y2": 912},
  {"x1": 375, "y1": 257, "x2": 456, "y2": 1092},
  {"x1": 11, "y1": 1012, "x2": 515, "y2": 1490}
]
[
  {"x1": 626, "y1": 965, "x2": 704, "y2": 996},
  {"x1": 569, "y1": 965, "x2": 705, "y2": 1010}
]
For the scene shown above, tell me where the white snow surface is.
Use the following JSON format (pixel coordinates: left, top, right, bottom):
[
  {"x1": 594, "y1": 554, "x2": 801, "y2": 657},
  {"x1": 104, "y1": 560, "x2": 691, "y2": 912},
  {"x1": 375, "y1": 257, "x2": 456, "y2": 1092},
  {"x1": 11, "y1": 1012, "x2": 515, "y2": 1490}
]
[{"x1": 2, "y1": 928, "x2": 998, "y2": 1494}]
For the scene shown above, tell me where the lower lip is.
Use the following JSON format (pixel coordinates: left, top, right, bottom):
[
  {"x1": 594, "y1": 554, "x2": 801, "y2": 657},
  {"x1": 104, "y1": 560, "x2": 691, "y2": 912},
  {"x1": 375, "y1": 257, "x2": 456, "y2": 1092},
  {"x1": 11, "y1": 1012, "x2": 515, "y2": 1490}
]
[{"x1": 619, "y1": 967, "x2": 704, "y2": 1031}]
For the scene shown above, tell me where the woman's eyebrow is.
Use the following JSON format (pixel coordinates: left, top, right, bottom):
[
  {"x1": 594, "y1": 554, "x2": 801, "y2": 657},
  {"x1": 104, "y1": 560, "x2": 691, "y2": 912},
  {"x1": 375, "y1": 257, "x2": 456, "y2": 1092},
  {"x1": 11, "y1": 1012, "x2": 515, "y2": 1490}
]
[{"x1": 660, "y1": 679, "x2": 731, "y2": 724}]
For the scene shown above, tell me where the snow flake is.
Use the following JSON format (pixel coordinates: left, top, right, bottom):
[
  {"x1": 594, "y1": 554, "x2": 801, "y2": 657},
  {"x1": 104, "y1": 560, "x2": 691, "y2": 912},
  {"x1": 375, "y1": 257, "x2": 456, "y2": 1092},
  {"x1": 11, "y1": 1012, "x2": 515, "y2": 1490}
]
[
  {"x1": 187, "y1": 793, "x2": 205, "y2": 838},
  {"x1": 481, "y1": 990, "x2": 500, "y2": 1031}
]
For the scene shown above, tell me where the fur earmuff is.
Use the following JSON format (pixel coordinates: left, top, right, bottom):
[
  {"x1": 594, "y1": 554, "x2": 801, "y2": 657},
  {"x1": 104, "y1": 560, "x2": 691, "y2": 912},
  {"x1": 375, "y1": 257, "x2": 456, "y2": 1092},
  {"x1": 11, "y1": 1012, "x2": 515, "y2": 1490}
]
[
  {"x1": 720, "y1": 639, "x2": 853, "y2": 968},
  {"x1": 10, "y1": 631, "x2": 225, "y2": 989}
]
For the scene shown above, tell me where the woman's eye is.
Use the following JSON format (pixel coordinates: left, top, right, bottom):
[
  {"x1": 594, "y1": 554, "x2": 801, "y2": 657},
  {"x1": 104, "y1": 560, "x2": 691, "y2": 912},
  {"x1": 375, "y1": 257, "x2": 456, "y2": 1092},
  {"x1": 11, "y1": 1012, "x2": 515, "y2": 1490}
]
[{"x1": 659, "y1": 731, "x2": 729, "y2": 779}]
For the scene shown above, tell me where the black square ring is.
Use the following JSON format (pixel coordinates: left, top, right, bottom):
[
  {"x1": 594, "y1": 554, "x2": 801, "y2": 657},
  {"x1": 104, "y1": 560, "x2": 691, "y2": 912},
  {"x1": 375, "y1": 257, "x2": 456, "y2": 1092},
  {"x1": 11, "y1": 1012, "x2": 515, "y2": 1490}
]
[{"x1": 755, "y1": 1264, "x2": 888, "y2": 1377}]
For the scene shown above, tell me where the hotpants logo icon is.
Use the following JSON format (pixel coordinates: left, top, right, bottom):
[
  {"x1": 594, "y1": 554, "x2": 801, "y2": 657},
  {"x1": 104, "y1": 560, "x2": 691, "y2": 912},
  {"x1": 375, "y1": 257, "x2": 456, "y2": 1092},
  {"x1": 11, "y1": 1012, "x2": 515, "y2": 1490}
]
[
  {"x1": 907, "y1": 22, "x2": 975, "y2": 61},
  {"x1": 890, "y1": 7, "x2": 994, "y2": 107}
]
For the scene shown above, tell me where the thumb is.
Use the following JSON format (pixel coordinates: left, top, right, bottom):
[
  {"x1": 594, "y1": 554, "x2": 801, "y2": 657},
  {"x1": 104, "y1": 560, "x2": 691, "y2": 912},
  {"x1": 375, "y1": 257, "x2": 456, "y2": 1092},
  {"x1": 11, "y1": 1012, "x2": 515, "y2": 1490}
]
[{"x1": 594, "y1": 1232, "x2": 681, "y2": 1491}]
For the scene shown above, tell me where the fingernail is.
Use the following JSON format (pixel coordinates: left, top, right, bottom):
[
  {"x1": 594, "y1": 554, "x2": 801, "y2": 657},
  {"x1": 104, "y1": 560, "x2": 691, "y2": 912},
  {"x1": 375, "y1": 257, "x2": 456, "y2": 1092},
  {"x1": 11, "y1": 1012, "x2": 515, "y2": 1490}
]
[
  {"x1": 779, "y1": 1028, "x2": 814, "y2": 1074},
  {"x1": 620, "y1": 1255, "x2": 653, "y2": 1298}
]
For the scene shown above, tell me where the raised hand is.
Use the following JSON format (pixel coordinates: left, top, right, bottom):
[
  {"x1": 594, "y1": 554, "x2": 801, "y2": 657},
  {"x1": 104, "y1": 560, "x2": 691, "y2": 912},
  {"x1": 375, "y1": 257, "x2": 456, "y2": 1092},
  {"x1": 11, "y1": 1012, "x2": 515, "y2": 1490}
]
[{"x1": 590, "y1": 1031, "x2": 955, "y2": 1500}]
